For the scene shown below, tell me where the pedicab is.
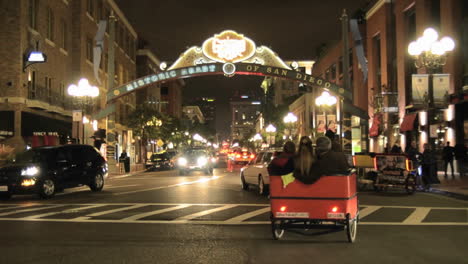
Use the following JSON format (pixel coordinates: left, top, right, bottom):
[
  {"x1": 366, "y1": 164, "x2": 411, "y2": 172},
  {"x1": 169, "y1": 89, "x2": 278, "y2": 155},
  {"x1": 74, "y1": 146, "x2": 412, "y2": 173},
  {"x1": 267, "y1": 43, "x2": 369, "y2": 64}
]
[
  {"x1": 269, "y1": 171, "x2": 359, "y2": 243},
  {"x1": 373, "y1": 154, "x2": 416, "y2": 194}
]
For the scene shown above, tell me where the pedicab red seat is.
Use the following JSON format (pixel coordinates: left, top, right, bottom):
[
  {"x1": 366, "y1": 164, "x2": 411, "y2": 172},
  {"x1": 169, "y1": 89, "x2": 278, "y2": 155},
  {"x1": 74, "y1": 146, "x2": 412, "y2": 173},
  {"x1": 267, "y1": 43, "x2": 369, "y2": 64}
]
[{"x1": 270, "y1": 173, "x2": 358, "y2": 220}]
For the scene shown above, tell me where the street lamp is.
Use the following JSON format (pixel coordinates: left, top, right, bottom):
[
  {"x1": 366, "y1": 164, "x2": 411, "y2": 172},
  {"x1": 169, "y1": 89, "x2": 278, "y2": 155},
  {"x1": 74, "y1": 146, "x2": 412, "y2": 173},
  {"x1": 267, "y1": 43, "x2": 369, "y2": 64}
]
[
  {"x1": 265, "y1": 124, "x2": 276, "y2": 146},
  {"x1": 68, "y1": 78, "x2": 100, "y2": 144},
  {"x1": 283, "y1": 112, "x2": 297, "y2": 140},
  {"x1": 315, "y1": 91, "x2": 337, "y2": 135},
  {"x1": 253, "y1": 133, "x2": 263, "y2": 150},
  {"x1": 407, "y1": 28, "x2": 455, "y2": 149}
]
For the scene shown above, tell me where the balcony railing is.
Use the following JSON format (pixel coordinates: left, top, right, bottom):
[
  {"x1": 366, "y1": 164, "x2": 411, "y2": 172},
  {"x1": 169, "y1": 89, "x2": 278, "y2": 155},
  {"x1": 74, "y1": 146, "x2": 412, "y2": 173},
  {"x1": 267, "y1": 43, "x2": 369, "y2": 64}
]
[{"x1": 28, "y1": 85, "x2": 74, "y2": 110}]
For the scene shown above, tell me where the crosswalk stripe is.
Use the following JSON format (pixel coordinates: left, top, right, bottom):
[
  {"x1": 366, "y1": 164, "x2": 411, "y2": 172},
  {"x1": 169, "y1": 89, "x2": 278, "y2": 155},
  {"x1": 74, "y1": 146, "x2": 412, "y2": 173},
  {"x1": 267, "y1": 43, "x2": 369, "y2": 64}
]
[
  {"x1": 20, "y1": 205, "x2": 107, "y2": 220},
  {"x1": 0, "y1": 205, "x2": 65, "y2": 216},
  {"x1": 121, "y1": 205, "x2": 191, "y2": 221},
  {"x1": 78, "y1": 204, "x2": 148, "y2": 219},
  {"x1": 175, "y1": 204, "x2": 238, "y2": 221},
  {"x1": 224, "y1": 207, "x2": 270, "y2": 224},
  {"x1": 359, "y1": 206, "x2": 382, "y2": 219},
  {"x1": 402, "y1": 208, "x2": 432, "y2": 224}
]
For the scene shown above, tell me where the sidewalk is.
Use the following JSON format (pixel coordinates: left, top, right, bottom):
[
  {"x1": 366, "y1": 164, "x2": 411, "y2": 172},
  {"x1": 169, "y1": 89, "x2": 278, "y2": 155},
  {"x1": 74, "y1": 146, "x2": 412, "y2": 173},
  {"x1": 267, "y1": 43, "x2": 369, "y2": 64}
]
[
  {"x1": 428, "y1": 172, "x2": 468, "y2": 200},
  {"x1": 108, "y1": 163, "x2": 146, "y2": 179}
]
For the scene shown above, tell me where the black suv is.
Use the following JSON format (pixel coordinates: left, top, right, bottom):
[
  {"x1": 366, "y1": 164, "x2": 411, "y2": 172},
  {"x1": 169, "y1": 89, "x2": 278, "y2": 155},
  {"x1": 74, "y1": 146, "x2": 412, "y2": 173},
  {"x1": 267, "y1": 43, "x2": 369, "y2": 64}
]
[
  {"x1": 0, "y1": 145, "x2": 108, "y2": 199},
  {"x1": 146, "y1": 152, "x2": 174, "y2": 171}
]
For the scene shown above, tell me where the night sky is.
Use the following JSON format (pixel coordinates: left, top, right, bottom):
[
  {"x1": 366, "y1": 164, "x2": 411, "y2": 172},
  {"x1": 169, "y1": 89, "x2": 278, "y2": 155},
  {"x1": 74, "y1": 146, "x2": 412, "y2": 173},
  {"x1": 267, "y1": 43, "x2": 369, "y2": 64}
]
[{"x1": 115, "y1": 0, "x2": 371, "y2": 138}]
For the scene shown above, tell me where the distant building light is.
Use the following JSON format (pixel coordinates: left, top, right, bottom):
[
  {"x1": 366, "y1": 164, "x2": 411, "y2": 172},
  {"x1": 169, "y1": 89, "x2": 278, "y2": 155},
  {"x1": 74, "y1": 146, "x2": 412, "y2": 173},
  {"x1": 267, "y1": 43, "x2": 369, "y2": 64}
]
[
  {"x1": 251, "y1": 101, "x2": 261, "y2": 105},
  {"x1": 206, "y1": 99, "x2": 215, "y2": 102},
  {"x1": 241, "y1": 95, "x2": 248, "y2": 98}
]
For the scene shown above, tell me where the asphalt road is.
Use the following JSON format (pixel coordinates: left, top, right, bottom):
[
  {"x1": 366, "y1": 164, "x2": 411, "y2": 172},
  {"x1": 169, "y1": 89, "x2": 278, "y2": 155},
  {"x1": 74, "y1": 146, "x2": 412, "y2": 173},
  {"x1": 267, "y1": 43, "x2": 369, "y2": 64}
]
[{"x1": 0, "y1": 168, "x2": 467, "y2": 264}]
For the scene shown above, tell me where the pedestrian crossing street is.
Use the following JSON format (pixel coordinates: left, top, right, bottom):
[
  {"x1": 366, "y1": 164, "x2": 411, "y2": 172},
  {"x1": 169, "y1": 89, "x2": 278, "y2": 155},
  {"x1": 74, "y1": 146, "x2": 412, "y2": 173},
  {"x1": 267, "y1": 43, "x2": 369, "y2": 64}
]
[{"x1": 0, "y1": 203, "x2": 467, "y2": 226}]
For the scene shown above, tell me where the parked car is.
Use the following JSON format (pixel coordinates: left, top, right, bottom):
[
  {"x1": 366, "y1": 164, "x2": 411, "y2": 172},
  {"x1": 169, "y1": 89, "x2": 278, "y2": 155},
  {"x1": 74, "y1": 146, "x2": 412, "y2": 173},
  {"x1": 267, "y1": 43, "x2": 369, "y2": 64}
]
[
  {"x1": 177, "y1": 148, "x2": 214, "y2": 175},
  {"x1": 0, "y1": 145, "x2": 108, "y2": 199},
  {"x1": 146, "y1": 152, "x2": 174, "y2": 171},
  {"x1": 240, "y1": 149, "x2": 281, "y2": 195}
]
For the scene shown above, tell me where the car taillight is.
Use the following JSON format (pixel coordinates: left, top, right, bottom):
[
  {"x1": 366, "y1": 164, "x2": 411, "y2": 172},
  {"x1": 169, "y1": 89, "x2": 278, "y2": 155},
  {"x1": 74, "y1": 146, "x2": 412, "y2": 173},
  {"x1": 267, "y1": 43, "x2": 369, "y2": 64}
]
[
  {"x1": 331, "y1": 206, "x2": 338, "y2": 213},
  {"x1": 250, "y1": 154, "x2": 255, "y2": 159},
  {"x1": 236, "y1": 154, "x2": 241, "y2": 158},
  {"x1": 280, "y1": 206, "x2": 287, "y2": 212}
]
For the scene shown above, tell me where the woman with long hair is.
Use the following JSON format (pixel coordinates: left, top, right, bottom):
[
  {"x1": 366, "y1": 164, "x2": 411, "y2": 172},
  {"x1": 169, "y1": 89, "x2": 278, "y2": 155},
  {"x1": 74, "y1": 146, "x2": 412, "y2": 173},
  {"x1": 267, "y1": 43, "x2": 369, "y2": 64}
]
[{"x1": 293, "y1": 136, "x2": 317, "y2": 184}]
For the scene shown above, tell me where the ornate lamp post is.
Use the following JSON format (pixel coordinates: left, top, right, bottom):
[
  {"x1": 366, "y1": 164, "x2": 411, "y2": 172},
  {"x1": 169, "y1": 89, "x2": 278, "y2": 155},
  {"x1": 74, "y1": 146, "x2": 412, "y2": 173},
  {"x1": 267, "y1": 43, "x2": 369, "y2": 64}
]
[
  {"x1": 265, "y1": 124, "x2": 276, "y2": 147},
  {"x1": 315, "y1": 91, "x2": 337, "y2": 135},
  {"x1": 407, "y1": 28, "x2": 455, "y2": 148},
  {"x1": 283, "y1": 112, "x2": 297, "y2": 141},
  {"x1": 68, "y1": 78, "x2": 100, "y2": 144},
  {"x1": 253, "y1": 133, "x2": 263, "y2": 150}
]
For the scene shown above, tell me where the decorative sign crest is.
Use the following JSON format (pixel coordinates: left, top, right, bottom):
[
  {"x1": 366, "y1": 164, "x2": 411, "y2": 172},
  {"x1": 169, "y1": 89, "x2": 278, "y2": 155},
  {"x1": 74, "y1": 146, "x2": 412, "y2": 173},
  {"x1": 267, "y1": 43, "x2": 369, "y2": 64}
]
[{"x1": 202, "y1": 30, "x2": 256, "y2": 63}]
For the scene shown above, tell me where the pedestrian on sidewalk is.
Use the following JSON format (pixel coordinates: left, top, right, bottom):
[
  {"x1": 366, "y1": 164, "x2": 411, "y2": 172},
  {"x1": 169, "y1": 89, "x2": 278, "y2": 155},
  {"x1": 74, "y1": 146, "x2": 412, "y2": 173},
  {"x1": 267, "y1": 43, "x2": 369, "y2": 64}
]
[
  {"x1": 454, "y1": 143, "x2": 467, "y2": 177},
  {"x1": 421, "y1": 143, "x2": 439, "y2": 191},
  {"x1": 443, "y1": 141, "x2": 455, "y2": 178}
]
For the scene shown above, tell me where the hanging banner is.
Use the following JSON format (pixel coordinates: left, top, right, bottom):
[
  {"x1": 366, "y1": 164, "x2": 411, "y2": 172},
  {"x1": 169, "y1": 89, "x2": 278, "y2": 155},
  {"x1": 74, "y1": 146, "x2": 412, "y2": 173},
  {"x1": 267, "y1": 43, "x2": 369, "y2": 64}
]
[
  {"x1": 412, "y1": 74, "x2": 429, "y2": 107},
  {"x1": 432, "y1": 74, "x2": 450, "y2": 108},
  {"x1": 316, "y1": 114, "x2": 326, "y2": 134},
  {"x1": 327, "y1": 114, "x2": 337, "y2": 133}
]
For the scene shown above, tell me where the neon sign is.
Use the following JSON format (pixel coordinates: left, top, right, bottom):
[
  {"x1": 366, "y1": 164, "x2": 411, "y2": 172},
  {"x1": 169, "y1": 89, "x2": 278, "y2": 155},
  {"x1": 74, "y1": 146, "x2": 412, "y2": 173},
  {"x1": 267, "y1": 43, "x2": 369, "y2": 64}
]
[{"x1": 202, "y1": 30, "x2": 256, "y2": 63}]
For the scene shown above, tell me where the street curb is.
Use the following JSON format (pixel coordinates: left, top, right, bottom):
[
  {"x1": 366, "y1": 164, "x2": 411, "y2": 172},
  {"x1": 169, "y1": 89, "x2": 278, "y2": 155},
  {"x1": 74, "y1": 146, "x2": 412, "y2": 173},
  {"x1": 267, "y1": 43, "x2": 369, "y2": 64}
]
[
  {"x1": 427, "y1": 188, "x2": 468, "y2": 201},
  {"x1": 108, "y1": 170, "x2": 146, "y2": 179}
]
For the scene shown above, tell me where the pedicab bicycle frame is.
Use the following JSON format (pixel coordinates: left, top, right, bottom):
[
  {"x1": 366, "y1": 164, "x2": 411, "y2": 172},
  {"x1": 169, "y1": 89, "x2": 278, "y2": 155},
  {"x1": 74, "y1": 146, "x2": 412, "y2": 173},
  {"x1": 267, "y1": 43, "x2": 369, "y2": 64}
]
[
  {"x1": 269, "y1": 172, "x2": 359, "y2": 243},
  {"x1": 373, "y1": 154, "x2": 416, "y2": 194}
]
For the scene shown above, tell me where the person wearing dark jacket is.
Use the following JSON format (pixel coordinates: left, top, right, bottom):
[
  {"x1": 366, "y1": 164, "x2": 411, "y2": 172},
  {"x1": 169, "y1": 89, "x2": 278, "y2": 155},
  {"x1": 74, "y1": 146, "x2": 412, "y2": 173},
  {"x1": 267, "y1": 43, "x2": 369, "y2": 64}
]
[
  {"x1": 309, "y1": 136, "x2": 350, "y2": 180},
  {"x1": 267, "y1": 141, "x2": 295, "y2": 176},
  {"x1": 421, "y1": 143, "x2": 439, "y2": 190},
  {"x1": 454, "y1": 143, "x2": 467, "y2": 177},
  {"x1": 442, "y1": 141, "x2": 455, "y2": 178},
  {"x1": 292, "y1": 136, "x2": 317, "y2": 184}
]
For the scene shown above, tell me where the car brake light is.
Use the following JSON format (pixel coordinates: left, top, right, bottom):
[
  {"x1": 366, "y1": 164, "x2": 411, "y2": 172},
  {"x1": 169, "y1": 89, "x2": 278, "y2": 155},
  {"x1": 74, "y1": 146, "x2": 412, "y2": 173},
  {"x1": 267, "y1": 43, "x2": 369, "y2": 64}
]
[
  {"x1": 250, "y1": 154, "x2": 255, "y2": 159},
  {"x1": 280, "y1": 206, "x2": 287, "y2": 212},
  {"x1": 331, "y1": 206, "x2": 338, "y2": 213},
  {"x1": 236, "y1": 154, "x2": 241, "y2": 158}
]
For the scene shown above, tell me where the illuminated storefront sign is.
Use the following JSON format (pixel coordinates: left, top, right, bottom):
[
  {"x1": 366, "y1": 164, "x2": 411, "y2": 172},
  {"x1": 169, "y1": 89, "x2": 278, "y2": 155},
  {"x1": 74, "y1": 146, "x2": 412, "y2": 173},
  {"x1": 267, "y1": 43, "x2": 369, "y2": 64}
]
[{"x1": 202, "y1": 30, "x2": 256, "y2": 63}]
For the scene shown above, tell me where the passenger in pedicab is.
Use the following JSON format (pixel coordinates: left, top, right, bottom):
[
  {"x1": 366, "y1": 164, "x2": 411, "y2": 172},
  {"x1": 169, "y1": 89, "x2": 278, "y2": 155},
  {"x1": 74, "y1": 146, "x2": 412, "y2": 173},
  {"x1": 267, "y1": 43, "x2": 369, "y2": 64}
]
[
  {"x1": 267, "y1": 141, "x2": 296, "y2": 176},
  {"x1": 291, "y1": 136, "x2": 316, "y2": 184},
  {"x1": 311, "y1": 136, "x2": 351, "y2": 178}
]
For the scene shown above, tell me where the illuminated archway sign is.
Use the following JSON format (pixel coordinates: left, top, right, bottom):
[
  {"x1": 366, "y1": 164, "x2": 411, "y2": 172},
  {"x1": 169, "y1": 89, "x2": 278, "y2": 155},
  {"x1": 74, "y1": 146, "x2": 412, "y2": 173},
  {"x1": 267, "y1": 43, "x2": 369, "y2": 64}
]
[{"x1": 106, "y1": 30, "x2": 349, "y2": 103}]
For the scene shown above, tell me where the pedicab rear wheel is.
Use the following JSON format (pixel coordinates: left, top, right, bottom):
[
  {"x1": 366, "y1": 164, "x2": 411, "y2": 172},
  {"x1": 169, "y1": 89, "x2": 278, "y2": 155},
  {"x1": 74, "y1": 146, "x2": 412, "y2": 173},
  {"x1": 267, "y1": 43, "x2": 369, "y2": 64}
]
[
  {"x1": 405, "y1": 174, "x2": 416, "y2": 194},
  {"x1": 345, "y1": 213, "x2": 357, "y2": 243},
  {"x1": 271, "y1": 215, "x2": 285, "y2": 240}
]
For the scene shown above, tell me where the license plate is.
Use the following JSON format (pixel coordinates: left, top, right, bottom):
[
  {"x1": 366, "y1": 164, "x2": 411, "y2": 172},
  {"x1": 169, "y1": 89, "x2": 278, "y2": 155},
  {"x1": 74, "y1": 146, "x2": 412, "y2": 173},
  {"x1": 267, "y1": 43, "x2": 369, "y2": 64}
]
[
  {"x1": 0, "y1": 186, "x2": 8, "y2": 192},
  {"x1": 327, "y1": 212, "x2": 345, "y2": 219},
  {"x1": 276, "y1": 212, "x2": 309, "y2": 218}
]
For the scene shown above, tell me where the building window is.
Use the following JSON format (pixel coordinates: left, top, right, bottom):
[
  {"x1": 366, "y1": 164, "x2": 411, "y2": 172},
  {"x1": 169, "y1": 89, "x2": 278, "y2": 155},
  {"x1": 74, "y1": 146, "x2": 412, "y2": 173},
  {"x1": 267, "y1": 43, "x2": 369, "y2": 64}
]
[
  {"x1": 47, "y1": 7, "x2": 55, "y2": 41},
  {"x1": 331, "y1": 63, "x2": 337, "y2": 80},
  {"x1": 161, "y1": 87, "x2": 169, "y2": 95},
  {"x1": 404, "y1": 7, "x2": 417, "y2": 104},
  {"x1": 96, "y1": 0, "x2": 103, "y2": 21},
  {"x1": 86, "y1": 36, "x2": 93, "y2": 61},
  {"x1": 29, "y1": 0, "x2": 38, "y2": 30},
  {"x1": 373, "y1": 34, "x2": 382, "y2": 93},
  {"x1": 87, "y1": 0, "x2": 95, "y2": 18},
  {"x1": 28, "y1": 71, "x2": 36, "y2": 99},
  {"x1": 60, "y1": 19, "x2": 67, "y2": 50}
]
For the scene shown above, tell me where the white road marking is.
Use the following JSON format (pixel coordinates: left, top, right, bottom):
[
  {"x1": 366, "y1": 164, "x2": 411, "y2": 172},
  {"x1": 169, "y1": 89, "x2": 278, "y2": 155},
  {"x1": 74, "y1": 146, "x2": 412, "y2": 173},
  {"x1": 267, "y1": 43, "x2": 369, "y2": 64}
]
[
  {"x1": 359, "y1": 206, "x2": 382, "y2": 219},
  {"x1": 104, "y1": 184, "x2": 138, "y2": 189},
  {"x1": 121, "y1": 204, "x2": 191, "y2": 221},
  {"x1": 20, "y1": 204, "x2": 106, "y2": 219},
  {"x1": 224, "y1": 207, "x2": 270, "y2": 224},
  {"x1": 114, "y1": 177, "x2": 222, "y2": 195},
  {"x1": 0, "y1": 205, "x2": 65, "y2": 216},
  {"x1": 175, "y1": 204, "x2": 238, "y2": 221},
  {"x1": 74, "y1": 204, "x2": 149, "y2": 220},
  {"x1": 402, "y1": 208, "x2": 432, "y2": 224}
]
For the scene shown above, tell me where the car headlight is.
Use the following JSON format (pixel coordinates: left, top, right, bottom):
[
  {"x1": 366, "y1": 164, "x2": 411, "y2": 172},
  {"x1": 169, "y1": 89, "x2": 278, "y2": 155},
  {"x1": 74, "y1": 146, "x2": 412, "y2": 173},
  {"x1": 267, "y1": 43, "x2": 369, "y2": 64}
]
[
  {"x1": 21, "y1": 166, "x2": 39, "y2": 177},
  {"x1": 197, "y1": 157, "x2": 208, "y2": 166},
  {"x1": 178, "y1": 157, "x2": 188, "y2": 166}
]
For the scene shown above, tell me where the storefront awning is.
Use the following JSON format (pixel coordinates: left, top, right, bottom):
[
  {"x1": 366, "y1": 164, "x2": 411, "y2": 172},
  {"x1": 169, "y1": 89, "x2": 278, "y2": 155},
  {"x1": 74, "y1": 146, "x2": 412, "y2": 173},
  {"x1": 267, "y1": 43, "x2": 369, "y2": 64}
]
[
  {"x1": 400, "y1": 113, "x2": 418, "y2": 132},
  {"x1": 369, "y1": 113, "x2": 381, "y2": 137}
]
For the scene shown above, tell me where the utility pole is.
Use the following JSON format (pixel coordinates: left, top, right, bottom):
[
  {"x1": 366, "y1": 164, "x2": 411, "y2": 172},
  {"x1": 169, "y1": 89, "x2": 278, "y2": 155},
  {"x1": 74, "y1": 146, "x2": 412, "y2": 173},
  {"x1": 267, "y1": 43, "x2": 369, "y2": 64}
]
[
  {"x1": 341, "y1": 9, "x2": 351, "y2": 152},
  {"x1": 106, "y1": 11, "x2": 117, "y2": 171}
]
